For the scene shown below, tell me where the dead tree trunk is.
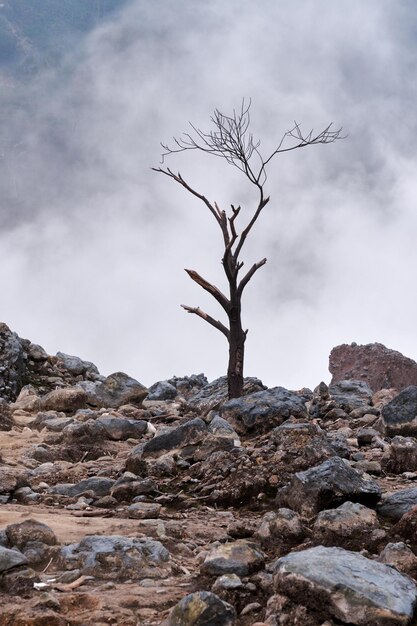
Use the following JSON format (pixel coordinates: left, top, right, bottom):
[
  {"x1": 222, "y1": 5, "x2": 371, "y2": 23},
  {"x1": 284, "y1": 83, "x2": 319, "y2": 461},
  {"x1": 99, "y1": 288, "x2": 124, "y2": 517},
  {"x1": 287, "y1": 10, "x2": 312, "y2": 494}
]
[
  {"x1": 227, "y1": 295, "x2": 246, "y2": 399},
  {"x1": 153, "y1": 101, "x2": 343, "y2": 398}
]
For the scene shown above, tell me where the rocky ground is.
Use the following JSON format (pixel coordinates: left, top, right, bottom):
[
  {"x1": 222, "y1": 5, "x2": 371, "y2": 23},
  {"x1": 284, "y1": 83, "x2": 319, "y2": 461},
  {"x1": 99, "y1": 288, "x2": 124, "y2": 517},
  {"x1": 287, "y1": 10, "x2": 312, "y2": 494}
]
[{"x1": 2, "y1": 325, "x2": 417, "y2": 625}]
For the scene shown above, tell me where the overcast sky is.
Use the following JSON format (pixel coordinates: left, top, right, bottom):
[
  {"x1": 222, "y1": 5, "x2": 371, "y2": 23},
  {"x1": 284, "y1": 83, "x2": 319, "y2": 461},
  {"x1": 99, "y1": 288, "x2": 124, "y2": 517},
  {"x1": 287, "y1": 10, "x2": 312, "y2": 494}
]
[{"x1": 1, "y1": 0, "x2": 417, "y2": 390}]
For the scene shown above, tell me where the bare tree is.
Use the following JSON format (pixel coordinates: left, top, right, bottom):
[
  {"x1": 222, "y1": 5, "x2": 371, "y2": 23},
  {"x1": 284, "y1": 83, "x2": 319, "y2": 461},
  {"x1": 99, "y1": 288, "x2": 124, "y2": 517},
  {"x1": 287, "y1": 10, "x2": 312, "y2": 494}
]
[{"x1": 153, "y1": 101, "x2": 343, "y2": 399}]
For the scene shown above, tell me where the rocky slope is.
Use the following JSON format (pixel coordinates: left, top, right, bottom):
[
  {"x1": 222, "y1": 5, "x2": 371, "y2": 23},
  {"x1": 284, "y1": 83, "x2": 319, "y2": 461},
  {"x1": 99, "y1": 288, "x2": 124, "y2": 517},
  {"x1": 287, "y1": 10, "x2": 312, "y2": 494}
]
[{"x1": 1, "y1": 325, "x2": 417, "y2": 624}]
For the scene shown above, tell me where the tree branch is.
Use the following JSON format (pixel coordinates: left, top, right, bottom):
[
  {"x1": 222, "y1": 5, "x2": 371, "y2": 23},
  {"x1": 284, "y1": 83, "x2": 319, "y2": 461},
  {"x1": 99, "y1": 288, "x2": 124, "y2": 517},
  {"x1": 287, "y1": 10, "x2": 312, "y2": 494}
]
[
  {"x1": 238, "y1": 258, "x2": 267, "y2": 297},
  {"x1": 185, "y1": 268, "x2": 230, "y2": 313},
  {"x1": 151, "y1": 167, "x2": 221, "y2": 226},
  {"x1": 181, "y1": 305, "x2": 230, "y2": 339},
  {"x1": 234, "y1": 196, "x2": 270, "y2": 261}
]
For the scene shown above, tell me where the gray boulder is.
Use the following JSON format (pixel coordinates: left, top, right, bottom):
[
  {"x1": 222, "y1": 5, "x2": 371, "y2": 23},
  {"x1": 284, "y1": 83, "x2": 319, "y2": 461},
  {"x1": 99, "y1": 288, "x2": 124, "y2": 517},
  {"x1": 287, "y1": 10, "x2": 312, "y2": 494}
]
[
  {"x1": 110, "y1": 476, "x2": 156, "y2": 501},
  {"x1": 379, "y1": 542, "x2": 417, "y2": 578},
  {"x1": 147, "y1": 380, "x2": 177, "y2": 401},
  {"x1": 185, "y1": 376, "x2": 265, "y2": 415},
  {"x1": 168, "y1": 373, "x2": 208, "y2": 398},
  {"x1": 270, "y1": 422, "x2": 348, "y2": 474},
  {"x1": 0, "y1": 466, "x2": 26, "y2": 495},
  {"x1": 274, "y1": 545, "x2": 417, "y2": 625},
  {"x1": 0, "y1": 546, "x2": 28, "y2": 573},
  {"x1": 96, "y1": 416, "x2": 148, "y2": 440},
  {"x1": 283, "y1": 456, "x2": 381, "y2": 516},
  {"x1": 50, "y1": 477, "x2": 115, "y2": 498},
  {"x1": 127, "y1": 502, "x2": 161, "y2": 519},
  {"x1": 40, "y1": 387, "x2": 88, "y2": 413},
  {"x1": 382, "y1": 387, "x2": 417, "y2": 437},
  {"x1": 27, "y1": 343, "x2": 48, "y2": 362},
  {"x1": 219, "y1": 387, "x2": 307, "y2": 435},
  {"x1": 5, "y1": 520, "x2": 57, "y2": 549},
  {"x1": 56, "y1": 352, "x2": 100, "y2": 378},
  {"x1": 328, "y1": 380, "x2": 373, "y2": 412},
  {"x1": 382, "y1": 436, "x2": 417, "y2": 474},
  {"x1": 312, "y1": 501, "x2": 380, "y2": 550},
  {"x1": 11, "y1": 386, "x2": 42, "y2": 413},
  {"x1": 60, "y1": 534, "x2": 170, "y2": 580},
  {"x1": 208, "y1": 415, "x2": 240, "y2": 439},
  {"x1": 166, "y1": 591, "x2": 236, "y2": 626},
  {"x1": 378, "y1": 488, "x2": 417, "y2": 521},
  {"x1": 77, "y1": 372, "x2": 148, "y2": 408},
  {"x1": 126, "y1": 418, "x2": 207, "y2": 468},
  {"x1": 62, "y1": 418, "x2": 106, "y2": 444}
]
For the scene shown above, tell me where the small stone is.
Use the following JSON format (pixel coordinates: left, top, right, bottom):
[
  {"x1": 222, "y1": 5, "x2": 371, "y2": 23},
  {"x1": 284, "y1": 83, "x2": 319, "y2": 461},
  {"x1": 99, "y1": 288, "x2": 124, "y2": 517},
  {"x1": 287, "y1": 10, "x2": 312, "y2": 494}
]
[
  {"x1": 379, "y1": 542, "x2": 417, "y2": 577},
  {"x1": 255, "y1": 508, "x2": 306, "y2": 550},
  {"x1": 201, "y1": 540, "x2": 264, "y2": 576},
  {"x1": 240, "y1": 602, "x2": 262, "y2": 616},
  {"x1": 212, "y1": 573, "x2": 243, "y2": 592},
  {"x1": 127, "y1": 502, "x2": 161, "y2": 519},
  {"x1": 166, "y1": 590, "x2": 236, "y2": 625}
]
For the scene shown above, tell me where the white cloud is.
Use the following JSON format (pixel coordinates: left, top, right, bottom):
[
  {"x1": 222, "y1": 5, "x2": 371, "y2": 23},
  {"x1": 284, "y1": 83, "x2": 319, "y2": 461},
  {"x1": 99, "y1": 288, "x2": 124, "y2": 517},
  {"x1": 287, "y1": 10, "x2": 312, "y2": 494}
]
[{"x1": 1, "y1": 0, "x2": 417, "y2": 389}]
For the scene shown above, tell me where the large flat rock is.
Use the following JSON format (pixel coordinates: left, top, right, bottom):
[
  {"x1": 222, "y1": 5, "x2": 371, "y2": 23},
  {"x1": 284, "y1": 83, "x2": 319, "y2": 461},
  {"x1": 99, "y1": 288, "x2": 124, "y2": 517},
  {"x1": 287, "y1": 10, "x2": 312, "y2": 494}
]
[{"x1": 274, "y1": 545, "x2": 417, "y2": 625}]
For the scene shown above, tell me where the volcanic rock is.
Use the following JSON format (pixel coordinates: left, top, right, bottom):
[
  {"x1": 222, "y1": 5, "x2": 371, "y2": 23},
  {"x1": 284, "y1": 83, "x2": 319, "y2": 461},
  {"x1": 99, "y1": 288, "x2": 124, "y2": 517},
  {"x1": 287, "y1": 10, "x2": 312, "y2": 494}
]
[
  {"x1": 378, "y1": 488, "x2": 417, "y2": 521},
  {"x1": 5, "y1": 520, "x2": 57, "y2": 549},
  {"x1": 382, "y1": 436, "x2": 417, "y2": 474},
  {"x1": 55, "y1": 352, "x2": 100, "y2": 378},
  {"x1": 270, "y1": 422, "x2": 348, "y2": 473},
  {"x1": 127, "y1": 502, "x2": 161, "y2": 519},
  {"x1": 379, "y1": 542, "x2": 417, "y2": 578},
  {"x1": 255, "y1": 508, "x2": 306, "y2": 550},
  {"x1": 382, "y1": 386, "x2": 417, "y2": 437},
  {"x1": 329, "y1": 342, "x2": 417, "y2": 392},
  {"x1": 40, "y1": 387, "x2": 89, "y2": 413},
  {"x1": 185, "y1": 376, "x2": 265, "y2": 415},
  {"x1": 0, "y1": 546, "x2": 28, "y2": 572},
  {"x1": 328, "y1": 380, "x2": 373, "y2": 412},
  {"x1": 126, "y1": 417, "x2": 207, "y2": 465},
  {"x1": 273, "y1": 545, "x2": 417, "y2": 625},
  {"x1": 77, "y1": 372, "x2": 148, "y2": 408},
  {"x1": 59, "y1": 535, "x2": 170, "y2": 580},
  {"x1": 50, "y1": 477, "x2": 115, "y2": 498},
  {"x1": 95, "y1": 415, "x2": 149, "y2": 440},
  {"x1": 201, "y1": 540, "x2": 265, "y2": 576},
  {"x1": 0, "y1": 399, "x2": 13, "y2": 430},
  {"x1": 147, "y1": 380, "x2": 177, "y2": 401},
  {"x1": 166, "y1": 591, "x2": 236, "y2": 625},
  {"x1": 219, "y1": 387, "x2": 307, "y2": 435},
  {"x1": 0, "y1": 323, "x2": 25, "y2": 401},
  {"x1": 312, "y1": 501, "x2": 381, "y2": 550},
  {"x1": 282, "y1": 456, "x2": 381, "y2": 516}
]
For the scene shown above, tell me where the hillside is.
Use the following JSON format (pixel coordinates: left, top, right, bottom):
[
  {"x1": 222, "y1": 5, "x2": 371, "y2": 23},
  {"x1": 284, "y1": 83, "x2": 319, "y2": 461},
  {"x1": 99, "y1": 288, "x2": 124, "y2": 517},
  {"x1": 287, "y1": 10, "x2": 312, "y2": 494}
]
[{"x1": 1, "y1": 322, "x2": 417, "y2": 624}]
